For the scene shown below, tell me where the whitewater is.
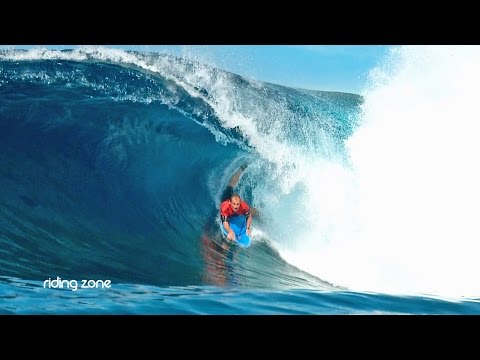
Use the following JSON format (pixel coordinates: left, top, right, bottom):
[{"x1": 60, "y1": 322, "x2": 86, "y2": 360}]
[{"x1": 0, "y1": 45, "x2": 479, "y2": 314}]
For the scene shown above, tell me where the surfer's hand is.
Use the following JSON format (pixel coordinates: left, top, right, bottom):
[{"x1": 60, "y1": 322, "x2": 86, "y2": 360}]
[
  {"x1": 227, "y1": 231, "x2": 235, "y2": 241},
  {"x1": 246, "y1": 228, "x2": 251, "y2": 236}
]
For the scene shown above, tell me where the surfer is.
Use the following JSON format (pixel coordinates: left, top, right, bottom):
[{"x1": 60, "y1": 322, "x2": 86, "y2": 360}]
[
  {"x1": 200, "y1": 163, "x2": 254, "y2": 285},
  {"x1": 220, "y1": 163, "x2": 253, "y2": 241}
]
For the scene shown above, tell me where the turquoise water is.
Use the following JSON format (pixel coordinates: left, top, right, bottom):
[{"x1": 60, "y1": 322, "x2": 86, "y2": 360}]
[
  {"x1": 1, "y1": 48, "x2": 479, "y2": 314},
  {"x1": 2, "y1": 276, "x2": 479, "y2": 314}
]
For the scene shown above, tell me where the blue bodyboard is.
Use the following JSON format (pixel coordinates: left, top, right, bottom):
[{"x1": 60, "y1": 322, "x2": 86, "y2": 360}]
[{"x1": 220, "y1": 215, "x2": 251, "y2": 248}]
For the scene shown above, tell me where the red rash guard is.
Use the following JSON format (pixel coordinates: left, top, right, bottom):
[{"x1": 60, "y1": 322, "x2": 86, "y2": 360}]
[{"x1": 220, "y1": 200, "x2": 250, "y2": 222}]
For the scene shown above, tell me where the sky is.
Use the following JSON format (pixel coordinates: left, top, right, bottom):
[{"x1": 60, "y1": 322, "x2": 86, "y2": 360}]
[{"x1": 1, "y1": 45, "x2": 391, "y2": 94}]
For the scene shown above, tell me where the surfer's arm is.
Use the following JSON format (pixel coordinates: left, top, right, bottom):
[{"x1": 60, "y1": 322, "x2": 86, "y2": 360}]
[
  {"x1": 221, "y1": 214, "x2": 235, "y2": 240},
  {"x1": 223, "y1": 221, "x2": 235, "y2": 241}
]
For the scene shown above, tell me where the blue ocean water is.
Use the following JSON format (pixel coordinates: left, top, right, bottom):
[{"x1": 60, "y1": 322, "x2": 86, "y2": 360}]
[{"x1": 0, "y1": 47, "x2": 479, "y2": 314}]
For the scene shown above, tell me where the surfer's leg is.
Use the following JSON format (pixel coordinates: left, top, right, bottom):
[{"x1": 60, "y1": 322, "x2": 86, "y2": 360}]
[
  {"x1": 228, "y1": 163, "x2": 248, "y2": 187},
  {"x1": 220, "y1": 163, "x2": 248, "y2": 202}
]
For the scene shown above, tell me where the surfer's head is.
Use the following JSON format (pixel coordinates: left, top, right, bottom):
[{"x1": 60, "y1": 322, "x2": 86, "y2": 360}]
[{"x1": 230, "y1": 194, "x2": 241, "y2": 212}]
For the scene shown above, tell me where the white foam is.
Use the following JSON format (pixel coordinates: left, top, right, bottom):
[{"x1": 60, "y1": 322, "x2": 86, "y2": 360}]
[{"x1": 278, "y1": 46, "x2": 480, "y2": 299}]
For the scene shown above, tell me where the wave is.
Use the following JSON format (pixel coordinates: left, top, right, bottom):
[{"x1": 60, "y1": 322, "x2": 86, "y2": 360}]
[
  {"x1": 5, "y1": 46, "x2": 476, "y2": 300},
  {"x1": 0, "y1": 47, "x2": 356, "y2": 292}
]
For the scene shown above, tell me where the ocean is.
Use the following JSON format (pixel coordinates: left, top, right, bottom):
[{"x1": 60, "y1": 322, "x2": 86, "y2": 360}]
[{"x1": 1, "y1": 46, "x2": 479, "y2": 314}]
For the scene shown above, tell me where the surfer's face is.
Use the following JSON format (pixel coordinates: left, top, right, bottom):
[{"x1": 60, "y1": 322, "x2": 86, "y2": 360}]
[{"x1": 231, "y1": 198, "x2": 241, "y2": 212}]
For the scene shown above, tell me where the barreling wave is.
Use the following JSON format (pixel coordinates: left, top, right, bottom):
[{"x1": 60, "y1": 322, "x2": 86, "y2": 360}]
[
  {"x1": 8, "y1": 47, "x2": 480, "y2": 306},
  {"x1": 6, "y1": 46, "x2": 477, "y2": 303},
  {"x1": 0, "y1": 47, "x2": 359, "y2": 294}
]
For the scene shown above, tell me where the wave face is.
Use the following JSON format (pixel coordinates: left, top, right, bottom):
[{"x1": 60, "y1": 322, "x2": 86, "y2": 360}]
[
  {"x1": 0, "y1": 47, "x2": 357, "y2": 296},
  {"x1": 1, "y1": 46, "x2": 478, "y2": 313}
]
